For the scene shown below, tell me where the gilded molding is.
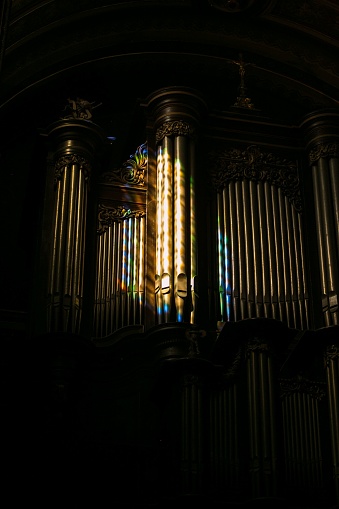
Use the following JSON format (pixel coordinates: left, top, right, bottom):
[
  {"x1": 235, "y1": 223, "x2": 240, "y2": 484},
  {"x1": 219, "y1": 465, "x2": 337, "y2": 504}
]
[
  {"x1": 308, "y1": 142, "x2": 339, "y2": 164},
  {"x1": 211, "y1": 145, "x2": 301, "y2": 211},
  {"x1": 54, "y1": 153, "x2": 91, "y2": 183},
  {"x1": 101, "y1": 142, "x2": 147, "y2": 186},
  {"x1": 279, "y1": 377, "x2": 326, "y2": 400},
  {"x1": 156, "y1": 120, "x2": 194, "y2": 143},
  {"x1": 97, "y1": 204, "x2": 145, "y2": 234}
]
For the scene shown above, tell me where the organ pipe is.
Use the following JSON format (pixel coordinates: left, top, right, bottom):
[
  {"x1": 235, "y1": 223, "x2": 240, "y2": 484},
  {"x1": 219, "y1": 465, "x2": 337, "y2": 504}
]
[
  {"x1": 280, "y1": 377, "x2": 326, "y2": 493},
  {"x1": 325, "y1": 345, "x2": 339, "y2": 504},
  {"x1": 46, "y1": 116, "x2": 106, "y2": 334},
  {"x1": 94, "y1": 206, "x2": 146, "y2": 337},
  {"x1": 212, "y1": 145, "x2": 308, "y2": 329},
  {"x1": 145, "y1": 88, "x2": 206, "y2": 325}
]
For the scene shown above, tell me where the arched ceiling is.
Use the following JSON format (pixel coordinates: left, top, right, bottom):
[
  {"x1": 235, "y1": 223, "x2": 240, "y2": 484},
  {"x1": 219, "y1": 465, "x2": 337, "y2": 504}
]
[{"x1": 1, "y1": 0, "x2": 339, "y2": 149}]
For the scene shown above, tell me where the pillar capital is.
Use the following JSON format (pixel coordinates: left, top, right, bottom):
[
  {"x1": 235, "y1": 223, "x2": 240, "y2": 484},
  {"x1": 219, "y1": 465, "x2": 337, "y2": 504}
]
[
  {"x1": 301, "y1": 109, "x2": 339, "y2": 155},
  {"x1": 46, "y1": 119, "x2": 107, "y2": 162},
  {"x1": 144, "y1": 86, "x2": 207, "y2": 133}
]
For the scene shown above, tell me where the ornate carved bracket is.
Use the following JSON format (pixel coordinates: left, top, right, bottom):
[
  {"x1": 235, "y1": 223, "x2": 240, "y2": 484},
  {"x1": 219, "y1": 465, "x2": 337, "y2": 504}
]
[
  {"x1": 210, "y1": 144, "x2": 301, "y2": 211},
  {"x1": 54, "y1": 154, "x2": 91, "y2": 184},
  {"x1": 308, "y1": 142, "x2": 339, "y2": 164},
  {"x1": 279, "y1": 377, "x2": 326, "y2": 400},
  {"x1": 97, "y1": 204, "x2": 145, "y2": 234},
  {"x1": 156, "y1": 120, "x2": 195, "y2": 143},
  {"x1": 101, "y1": 142, "x2": 147, "y2": 186}
]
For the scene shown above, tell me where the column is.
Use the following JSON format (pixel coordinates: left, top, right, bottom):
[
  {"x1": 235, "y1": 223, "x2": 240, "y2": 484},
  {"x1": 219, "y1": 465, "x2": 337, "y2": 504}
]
[
  {"x1": 145, "y1": 87, "x2": 207, "y2": 325},
  {"x1": 45, "y1": 105, "x2": 106, "y2": 334},
  {"x1": 302, "y1": 110, "x2": 339, "y2": 327}
]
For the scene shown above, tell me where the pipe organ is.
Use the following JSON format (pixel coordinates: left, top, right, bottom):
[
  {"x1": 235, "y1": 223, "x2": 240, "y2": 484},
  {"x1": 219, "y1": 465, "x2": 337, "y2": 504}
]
[{"x1": 34, "y1": 90, "x2": 339, "y2": 507}]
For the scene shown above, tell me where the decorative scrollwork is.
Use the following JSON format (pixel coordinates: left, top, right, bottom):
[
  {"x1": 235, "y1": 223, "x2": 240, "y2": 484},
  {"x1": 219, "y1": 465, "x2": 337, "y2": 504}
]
[
  {"x1": 97, "y1": 204, "x2": 145, "y2": 234},
  {"x1": 308, "y1": 142, "x2": 339, "y2": 164},
  {"x1": 279, "y1": 377, "x2": 326, "y2": 400},
  {"x1": 54, "y1": 154, "x2": 91, "y2": 183},
  {"x1": 101, "y1": 142, "x2": 147, "y2": 186},
  {"x1": 324, "y1": 344, "x2": 339, "y2": 364},
  {"x1": 156, "y1": 120, "x2": 194, "y2": 143},
  {"x1": 210, "y1": 145, "x2": 301, "y2": 211}
]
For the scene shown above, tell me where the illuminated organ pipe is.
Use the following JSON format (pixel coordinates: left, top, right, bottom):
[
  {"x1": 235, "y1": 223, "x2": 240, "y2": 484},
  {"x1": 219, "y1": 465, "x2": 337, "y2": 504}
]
[
  {"x1": 155, "y1": 123, "x2": 194, "y2": 323},
  {"x1": 146, "y1": 88, "x2": 206, "y2": 324},
  {"x1": 93, "y1": 205, "x2": 146, "y2": 337},
  {"x1": 46, "y1": 119, "x2": 106, "y2": 333},
  {"x1": 212, "y1": 145, "x2": 309, "y2": 329}
]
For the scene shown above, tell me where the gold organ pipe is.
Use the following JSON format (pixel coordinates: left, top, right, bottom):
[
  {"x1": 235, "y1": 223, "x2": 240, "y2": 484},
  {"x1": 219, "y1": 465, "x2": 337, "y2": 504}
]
[
  {"x1": 235, "y1": 181, "x2": 247, "y2": 319},
  {"x1": 229, "y1": 181, "x2": 240, "y2": 320},
  {"x1": 100, "y1": 228, "x2": 107, "y2": 336},
  {"x1": 76, "y1": 169, "x2": 87, "y2": 331},
  {"x1": 319, "y1": 158, "x2": 339, "y2": 325},
  {"x1": 222, "y1": 187, "x2": 230, "y2": 321},
  {"x1": 111, "y1": 222, "x2": 117, "y2": 330},
  {"x1": 190, "y1": 138, "x2": 197, "y2": 324},
  {"x1": 174, "y1": 135, "x2": 187, "y2": 321},
  {"x1": 329, "y1": 158, "x2": 339, "y2": 260},
  {"x1": 104, "y1": 224, "x2": 112, "y2": 335},
  {"x1": 116, "y1": 221, "x2": 122, "y2": 328},
  {"x1": 312, "y1": 164, "x2": 330, "y2": 325},
  {"x1": 65, "y1": 164, "x2": 81, "y2": 331},
  {"x1": 156, "y1": 145, "x2": 164, "y2": 321},
  {"x1": 242, "y1": 180, "x2": 255, "y2": 318},
  {"x1": 249, "y1": 180, "x2": 263, "y2": 317},
  {"x1": 217, "y1": 192, "x2": 225, "y2": 321},
  {"x1": 121, "y1": 219, "x2": 128, "y2": 326},
  {"x1": 264, "y1": 182, "x2": 278, "y2": 320},
  {"x1": 48, "y1": 174, "x2": 63, "y2": 329},
  {"x1": 285, "y1": 196, "x2": 299, "y2": 329},
  {"x1": 298, "y1": 212, "x2": 310, "y2": 328},
  {"x1": 257, "y1": 181, "x2": 270, "y2": 318},
  {"x1": 278, "y1": 188, "x2": 292, "y2": 327},
  {"x1": 163, "y1": 136, "x2": 173, "y2": 322},
  {"x1": 139, "y1": 216, "x2": 145, "y2": 323},
  {"x1": 63, "y1": 165, "x2": 77, "y2": 299},
  {"x1": 95, "y1": 233, "x2": 103, "y2": 337},
  {"x1": 291, "y1": 206, "x2": 306, "y2": 329},
  {"x1": 271, "y1": 186, "x2": 285, "y2": 323},
  {"x1": 54, "y1": 168, "x2": 69, "y2": 329},
  {"x1": 319, "y1": 158, "x2": 339, "y2": 296}
]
